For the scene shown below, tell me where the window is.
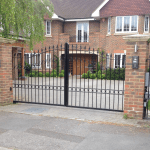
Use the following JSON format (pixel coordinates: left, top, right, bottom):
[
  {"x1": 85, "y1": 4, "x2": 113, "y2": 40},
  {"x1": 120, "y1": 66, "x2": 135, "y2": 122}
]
[
  {"x1": 106, "y1": 54, "x2": 110, "y2": 68},
  {"x1": 46, "y1": 20, "x2": 51, "y2": 35},
  {"x1": 144, "y1": 15, "x2": 149, "y2": 33},
  {"x1": 114, "y1": 54, "x2": 126, "y2": 68},
  {"x1": 116, "y1": 16, "x2": 138, "y2": 33},
  {"x1": 24, "y1": 53, "x2": 41, "y2": 68},
  {"x1": 46, "y1": 53, "x2": 51, "y2": 68},
  {"x1": 108, "y1": 17, "x2": 111, "y2": 34},
  {"x1": 76, "y1": 22, "x2": 89, "y2": 42}
]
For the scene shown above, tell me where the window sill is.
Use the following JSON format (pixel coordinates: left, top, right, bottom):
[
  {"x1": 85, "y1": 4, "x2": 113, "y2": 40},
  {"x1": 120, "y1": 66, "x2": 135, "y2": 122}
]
[
  {"x1": 45, "y1": 35, "x2": 52, "y2": 37},
  {"x1": 143, "y1": 32, "x2": 150, "y2": 35},
  {"x1": 114, "y1": 32, "x2": 139, "y2": 36},
  {"x1": 106, "y1": 33, "x2": 111, "y2": 36}
]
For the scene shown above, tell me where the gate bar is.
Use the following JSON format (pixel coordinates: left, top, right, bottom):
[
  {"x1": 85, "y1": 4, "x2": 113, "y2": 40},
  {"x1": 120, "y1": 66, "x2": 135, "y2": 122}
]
[{"x1": 64, "y1": 43, "x2": 69, "y2": 106}]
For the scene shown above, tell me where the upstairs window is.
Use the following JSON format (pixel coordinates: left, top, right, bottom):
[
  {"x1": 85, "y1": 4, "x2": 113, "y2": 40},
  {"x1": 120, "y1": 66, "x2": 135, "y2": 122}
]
[
  {"x1": 46, "y1": 20, "x2": 51, "y2": 35},
  {"x1": 144, "y1": 15, "x2": 149, "y2": 33},
  {"x1": 116, "y1": 16, "x2": 138, "y2": 33},
  {"x1": 108, "y1": 17, "x2": 111, "y2": 34},
  {"x1": 76, "y1": 22, "x2": 89, "y2": 42}
]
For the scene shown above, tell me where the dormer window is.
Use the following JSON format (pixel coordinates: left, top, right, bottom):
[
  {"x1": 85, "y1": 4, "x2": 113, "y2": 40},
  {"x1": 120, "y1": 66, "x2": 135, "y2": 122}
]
[
  {"x1": 116, "y1": 16, "x2": 138, "y2": 33},
  {"x1": 144, "y1": 15, "x2": 149, "y2": 33},
  {"x1": 46, "y1": 20, "x2": 51, "y2": 35}
]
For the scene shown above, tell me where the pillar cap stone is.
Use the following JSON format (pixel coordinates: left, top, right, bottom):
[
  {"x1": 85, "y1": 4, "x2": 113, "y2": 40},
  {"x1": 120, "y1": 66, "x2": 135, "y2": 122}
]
[
  {"x1": 123, "y1": 34, "x2": 150, "y2": 42},
  {"x1": 0, "y1": 37, "x2": 16, "y2": 44}
]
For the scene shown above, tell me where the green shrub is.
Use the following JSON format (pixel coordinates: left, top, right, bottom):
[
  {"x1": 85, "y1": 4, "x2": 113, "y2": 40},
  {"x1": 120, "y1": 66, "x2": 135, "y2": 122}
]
[
  {"x1": 51, "y1": 72, "x2": 57, "y2": 77},
  {"x1": 25, "y1": 61, "x2": 31, "y2": 73},
  {"x1": 87, "y1": 71, "x2": 91, "y2": 78},
  {"x1": 45, "y1": 72, "x2": 50, "y2": 77},
  {"x1": 105, "y1": 68, "x2": 125, "y2": 80},
  {"x1": 51, "y1": 69, "x2": 56, "y2": 74},
  {"x1": 82, "y1": 73, "x2": 87, "y2": 79},
  {"x1": 59, "y1": 73, "x2": 64, "y2": 77},
  {"x1": 38, "y1": 72, "x2": 43, "y2": 77},
  {"x1": 147, "y1": 100, "x2": 150, "y2": 110},
  {"x1": 61, "y1": 70, "x2": 65, "y2": 74},
  {"x1": 29, "y1": 72, "x2": 35, "y2": 77},
  {"x1": 90, "y1": 74, "x2": 96, "y2": 79}
]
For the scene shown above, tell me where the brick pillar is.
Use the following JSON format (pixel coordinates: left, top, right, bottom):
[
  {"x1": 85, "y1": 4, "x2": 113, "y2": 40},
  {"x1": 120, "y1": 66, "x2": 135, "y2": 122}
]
[
  {"x1": 0, "y1": 43, "x2": 13, "y2": 105},
  {"x1": 123, "y1": 35, "x2": 150, "y2": 119}
]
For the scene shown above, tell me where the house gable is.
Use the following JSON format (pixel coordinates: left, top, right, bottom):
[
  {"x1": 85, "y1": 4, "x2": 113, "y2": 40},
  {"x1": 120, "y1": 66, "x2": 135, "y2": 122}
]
[{"x1": 100, "y1": 0, "x2": 150, "y2": 18}]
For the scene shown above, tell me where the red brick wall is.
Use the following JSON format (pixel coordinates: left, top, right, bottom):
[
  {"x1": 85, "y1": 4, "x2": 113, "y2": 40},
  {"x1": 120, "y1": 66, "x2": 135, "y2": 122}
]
[
  {"x1": 0, "y1": 43, "x2": 13, "y2": 105},
  {"x1": 124, "y1": 41, "x2": 149, "y2": 119}
]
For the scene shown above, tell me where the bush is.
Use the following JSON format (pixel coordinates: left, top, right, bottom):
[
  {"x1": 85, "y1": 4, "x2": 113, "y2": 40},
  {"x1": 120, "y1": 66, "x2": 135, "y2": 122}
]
[
  {"x1": 82, "y1": 73, "x2": 87, "y2": 79},
  {"x1": 38, "y1": 72, "x2": 43, "y2": 77},
  {"x1": 105, "y1": 68, "x2": 125, "y2": 80},
  {"x1": 29, "y1": 72, "x2": 35, "y2": 77},
  {"x1": 61, "y1": 70, "x2": 65, "y2": 74},
  {"x1": 90, "y1": 74, "x2": 96, "y2": 79},
  {"x1": 87, "y1": 71, "x2": 91, "y2": 78},
  {"x1": 51, "y1": 72, "x2": 57, "y2": 77},
  {"x1": 25, "y1": 61, "x2": 31, "y2": 73},
  {"x1": 147, "y1": 100, "x2": 150, "y2": 110},
  {"x1": 59, "y1": 73, "x2": 64, "y2": 77},
  {"x1": 45, "y1": 72, "x2": 50, "y2": 77}
]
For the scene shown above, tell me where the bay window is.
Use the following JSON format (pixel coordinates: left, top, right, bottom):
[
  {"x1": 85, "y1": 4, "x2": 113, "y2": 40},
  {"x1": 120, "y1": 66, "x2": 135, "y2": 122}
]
[
  {"x1": 116, "y1": 16, "x2": 138, "y2": 33},
  {"x1": 76, "y1": 22, "x2": 89, "y2": 42}
]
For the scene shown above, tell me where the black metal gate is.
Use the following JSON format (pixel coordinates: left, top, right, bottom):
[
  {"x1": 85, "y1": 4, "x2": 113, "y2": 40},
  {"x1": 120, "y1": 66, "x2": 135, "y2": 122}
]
[
  {"x1": 144, "y1": 58, "x2": 150, "y2": 119},
  {"x1": 13, "y1": 43, "x2": 125, "y2": 112}
]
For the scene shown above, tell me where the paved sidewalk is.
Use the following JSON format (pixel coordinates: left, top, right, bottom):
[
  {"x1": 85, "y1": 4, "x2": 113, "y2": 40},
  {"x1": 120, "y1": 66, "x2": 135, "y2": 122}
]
[
  {"x1": 0, "y1": 110, "x2": 150, "y2": 150},
  {"x1": 0, "y1": 103, "x2": 148, "y2": 127}
]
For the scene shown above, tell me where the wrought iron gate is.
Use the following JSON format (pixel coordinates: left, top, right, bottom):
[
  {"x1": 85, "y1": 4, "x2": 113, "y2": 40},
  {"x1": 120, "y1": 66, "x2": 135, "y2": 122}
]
[
  {"x1": 144, "y1": 58, "x2": 150, "y2": 119},
  {"x1": 13, "y1": 43, "x2": 125, "y2": 112}
]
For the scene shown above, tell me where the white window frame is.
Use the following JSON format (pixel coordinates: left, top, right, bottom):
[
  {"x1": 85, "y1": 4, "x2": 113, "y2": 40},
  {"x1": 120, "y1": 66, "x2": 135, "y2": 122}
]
[
  {"x1": 46, "y1": 20, "x2": 51, "y2": 35},
  {"x1": 24, "y1": 53, "x2": 41, "y2": 68},
  {"x1": 46, "y1": 53, "x2": 51, "y2": 69},
  {"x1": 144, "y1": 15, "x2": 149, "y2": 33},
  {"x1": 115, "y1": 16, "x2": 138, "y2": 33},
  {"x1": 108, "y1": 17, "x2": 111, "y2": 34},
  {"x1": 76, "y1": 21, "x2": 89, "y2": 42},
  {"x1": 106, "y1": 53, "x2": 110, "y2": 68},
  {"x1": 114, "y1": 53, "x2": 126, "y2": 68}
]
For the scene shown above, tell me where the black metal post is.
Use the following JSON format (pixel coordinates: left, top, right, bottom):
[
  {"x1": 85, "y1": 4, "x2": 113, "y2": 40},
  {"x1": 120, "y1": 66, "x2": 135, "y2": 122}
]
[{"x1": 64, "y1": 43, "x2": 69, "y2": 106}]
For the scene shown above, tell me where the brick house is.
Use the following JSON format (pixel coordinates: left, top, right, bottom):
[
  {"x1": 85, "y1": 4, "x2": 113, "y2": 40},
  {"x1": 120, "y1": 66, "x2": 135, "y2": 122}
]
[{"x1": 22, "y1": 0, "x2": 150, "y2": 76}]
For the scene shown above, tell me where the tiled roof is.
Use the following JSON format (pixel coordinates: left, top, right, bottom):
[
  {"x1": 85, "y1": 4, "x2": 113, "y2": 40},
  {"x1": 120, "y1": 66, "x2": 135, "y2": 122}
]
[
  {"x1": 100, "y1": 0, "x2": 150, "y2": 18},
  {"x1": 50, "y1": 0, "x2": 104, "y2": 19}
]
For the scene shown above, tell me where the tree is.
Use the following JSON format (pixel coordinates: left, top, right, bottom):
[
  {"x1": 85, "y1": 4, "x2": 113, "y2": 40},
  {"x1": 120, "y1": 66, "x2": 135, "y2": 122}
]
[{"x1": 0, "y1": 0, "x2": 54, "y2": 49}]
